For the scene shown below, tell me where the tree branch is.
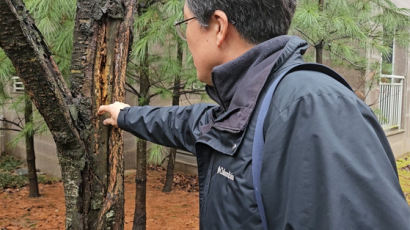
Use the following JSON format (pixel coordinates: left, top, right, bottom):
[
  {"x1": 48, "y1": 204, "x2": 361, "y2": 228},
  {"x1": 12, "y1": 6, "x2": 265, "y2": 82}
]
[
  {"x1": 0, "y1": 118, "x2": 23, "y2": 129},
  {"x1": 126, "y1": 82, "x2": 141, "y2": 97},
  {"x1": 179, "y1": 89, "x2": 205, "y2": 95},
  {"x1": 0, "y1": 127, "x2": 21, "y2": 132},
  {"x1": 326, "y1": 35, "x2": 352, "y2": 44},
  {"x1": 295, "y1": 28, "x2": 317, "y2": 45},
  {"x1": 328, "y1": 49, "x2": 366, "y2": 70}
]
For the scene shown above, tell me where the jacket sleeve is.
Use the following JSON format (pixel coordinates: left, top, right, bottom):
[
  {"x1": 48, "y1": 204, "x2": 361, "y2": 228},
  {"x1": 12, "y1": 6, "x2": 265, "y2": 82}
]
[
  {"x1": 261, "y1": 92, "x2": 410, "y2": 230},
  {"x1": 117, "y1": 103, "x2": 216, "y2": 154}
]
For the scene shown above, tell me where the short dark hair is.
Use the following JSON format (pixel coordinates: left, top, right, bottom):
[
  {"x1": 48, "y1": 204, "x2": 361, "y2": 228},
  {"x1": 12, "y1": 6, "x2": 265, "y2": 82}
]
[{"x1": 186, "y1": 0, "x2": 297, "y2": 44}]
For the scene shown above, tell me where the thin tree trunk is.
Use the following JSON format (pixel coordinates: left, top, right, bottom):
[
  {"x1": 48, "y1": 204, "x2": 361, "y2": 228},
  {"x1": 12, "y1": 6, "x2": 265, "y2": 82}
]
[
  {"x1": 132, "y1": 43, "x2": 150, "y2": 230},
  {"x1": 163, "y1": 148, "x2": 177, "y2": 193},
  {"x1": 315, "y1": 42, "x2": 324, "y2": 64},
  {"x1": 316, "y1": 0, "x2": 324, "y2": 64},
  {"x1": 24, "y1": 93, "x2": 39, "y2": 198},
  {"x1": 0, "y1": 0, "x2": 136, "y2": 229},
  {"x1": 133, "y1": 138, "x2": 147, "y2": 230},
  {"x1": 162, "y1": 40, "x2": 183, "y2": 193},
  {"x1": 319, "y1": 0, "x2": 324, "y2": 11}
]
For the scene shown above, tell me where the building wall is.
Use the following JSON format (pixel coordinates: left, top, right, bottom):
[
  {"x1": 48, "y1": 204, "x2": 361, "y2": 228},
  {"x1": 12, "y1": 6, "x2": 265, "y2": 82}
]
[{"x1": 385, "y1": 39, "x2": 410, "y2": 158}]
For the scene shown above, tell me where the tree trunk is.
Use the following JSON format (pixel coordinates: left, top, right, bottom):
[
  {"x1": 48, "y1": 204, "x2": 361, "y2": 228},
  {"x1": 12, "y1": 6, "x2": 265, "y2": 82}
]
[
  {"x1": 315, "y1": 42, "x2": 324, "y2": 64},
  {"x1": 316, "y1": 0, "x2": 324, "y2": 64},
  {"x1": 24, "y1": 93, "x2": 39, "y2": 198},
  {"x1": 133, "y1": 138, "x2": 148, "y2": 230},
  {"x1": 0, "y1": 0, "x2": 136, "y2": 229},
  {"x1": 162, "y1": 40, "x2": 183, "y2": 193},
  {"x1": 319, "y1": 0, "x2": 324, "y2": 11},
  {"x1": 0, "y1": 3, "x2": 87, "y2": 228},
  {"x1": 132, "y1": 43, "x2": 150, "y2": 230},
  {"x1": 69, "y1": 0, "x2": 136, "y2": 228},
  {"x1": 162, "y1": 147, "x2": 177, "y2": 193}
]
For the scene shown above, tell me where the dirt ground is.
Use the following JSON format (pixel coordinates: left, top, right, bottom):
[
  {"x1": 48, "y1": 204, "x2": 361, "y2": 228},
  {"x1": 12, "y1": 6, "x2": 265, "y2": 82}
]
[{"x1": 0, "y1": 168, "x2": 199, "y2": 230}]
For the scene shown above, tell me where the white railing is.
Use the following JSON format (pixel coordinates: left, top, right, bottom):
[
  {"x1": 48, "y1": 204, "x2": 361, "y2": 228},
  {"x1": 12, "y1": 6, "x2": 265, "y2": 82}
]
[{"x1": 378, "y1": 75, "x2": 405, "y2": 130}]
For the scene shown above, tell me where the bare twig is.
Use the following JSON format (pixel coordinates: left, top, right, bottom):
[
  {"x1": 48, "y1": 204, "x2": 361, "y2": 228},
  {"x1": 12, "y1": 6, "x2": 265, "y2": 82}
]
[
  {"x1": 125, "y1": 82, "x2": 141, "y2": 97},
  {"x1": 0, "y1": 127, "x2": 21, "y2": 132},
  {"x1": 0, "y1": 118, "x2": 23, "y2": 129},
  {"x1": 328, "y1": 50, "x2": 366, "y2": 70},
  {"x1": 295, "y1": 28, "x2": 317, "y2": 45},
  {"x1": 180, "y1": 89, "x2": 205, "y2": 95}
]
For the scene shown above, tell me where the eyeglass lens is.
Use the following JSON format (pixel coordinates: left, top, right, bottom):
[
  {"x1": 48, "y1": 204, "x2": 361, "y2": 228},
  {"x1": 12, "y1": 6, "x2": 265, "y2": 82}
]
[{"x1": 176, "y1": 22, "x2": 187, "y2": 41}]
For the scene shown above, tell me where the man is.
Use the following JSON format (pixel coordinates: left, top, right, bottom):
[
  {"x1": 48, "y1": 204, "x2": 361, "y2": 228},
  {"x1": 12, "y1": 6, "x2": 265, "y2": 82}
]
[{"x1": 98, "y1": 0, "x2": 410, "y2": 229}]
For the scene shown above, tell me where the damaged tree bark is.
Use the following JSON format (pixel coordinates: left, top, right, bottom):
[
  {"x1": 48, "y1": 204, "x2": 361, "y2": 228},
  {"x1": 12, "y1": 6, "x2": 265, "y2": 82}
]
[{"x1": 0, "y1": 0, "x2": 136, "y2": 229}]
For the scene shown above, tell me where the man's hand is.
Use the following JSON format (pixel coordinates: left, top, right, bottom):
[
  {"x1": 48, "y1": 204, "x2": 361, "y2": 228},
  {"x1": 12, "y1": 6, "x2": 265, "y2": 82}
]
[{"x1": 98, "y1": 101, "x2": 130, "y2": 127}]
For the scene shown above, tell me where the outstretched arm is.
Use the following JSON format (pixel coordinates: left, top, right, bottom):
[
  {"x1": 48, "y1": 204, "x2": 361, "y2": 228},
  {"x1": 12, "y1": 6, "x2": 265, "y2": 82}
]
[{"x1": 98, "y1": 102, "x2": 215, "y2": 153}]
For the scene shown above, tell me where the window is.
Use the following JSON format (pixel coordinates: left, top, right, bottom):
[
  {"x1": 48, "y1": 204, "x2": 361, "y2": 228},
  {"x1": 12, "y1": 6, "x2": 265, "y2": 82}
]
[{"x1": 11, "y1": 76, "x2": 24, "y2": 93}]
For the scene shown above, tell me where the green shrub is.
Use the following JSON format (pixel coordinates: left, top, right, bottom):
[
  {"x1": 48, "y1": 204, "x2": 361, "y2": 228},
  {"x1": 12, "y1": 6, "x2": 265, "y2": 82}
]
[
  {"x1": 0, "y1": 172, "x2": 27, "y2": 189},
  {"x1": 0, "y1": 154, "x2": 23, "y2": 172},
  {"x1": 397, "y1": 153, "x2": 410, "y2": 205},
  {"x1": 0, "y1": 154, "x2": 61, "y2": 189},
  {"x1": 38, "y1": 174, "x2": 61, "y2": 184}
]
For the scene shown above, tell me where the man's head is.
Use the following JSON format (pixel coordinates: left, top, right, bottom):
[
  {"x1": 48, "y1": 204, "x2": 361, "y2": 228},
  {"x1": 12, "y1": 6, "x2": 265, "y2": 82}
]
[
  {"x1": 182, "y1": 0, "x2": 297, "y2": 85},
  {"x1": 186, "y1": 0, "x2": 297, "y2": 44}
]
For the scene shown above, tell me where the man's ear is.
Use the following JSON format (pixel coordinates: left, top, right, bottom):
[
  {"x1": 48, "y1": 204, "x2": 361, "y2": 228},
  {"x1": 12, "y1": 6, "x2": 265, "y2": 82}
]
[{"x1": 212, "y1": 10, "x2": 229, "y2": 47}]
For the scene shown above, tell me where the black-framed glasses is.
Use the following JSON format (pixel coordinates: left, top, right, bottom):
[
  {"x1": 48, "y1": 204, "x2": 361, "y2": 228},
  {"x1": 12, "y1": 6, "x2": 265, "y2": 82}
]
[{"x1": 174, "y1": 17, "x2": 197, "y2": 41}]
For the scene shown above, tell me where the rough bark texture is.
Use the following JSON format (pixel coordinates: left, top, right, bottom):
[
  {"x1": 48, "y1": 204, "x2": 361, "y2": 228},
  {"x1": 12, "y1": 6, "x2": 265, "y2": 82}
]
[
  {"x1": 163, "y1": 41, "x2": 183, "y2": 193},
  {"x1": 70, "y1": 0, "x2": 135, "y2": 228},
  {"x1": 24, "y1": 93, "x2": 40, "y2": 198},
  {"x1": 0, "y1": 0, "x2": 136, "y2": 229},
  {"x1": 70, "y1": 0, "x2": 136, "y2": 229}
]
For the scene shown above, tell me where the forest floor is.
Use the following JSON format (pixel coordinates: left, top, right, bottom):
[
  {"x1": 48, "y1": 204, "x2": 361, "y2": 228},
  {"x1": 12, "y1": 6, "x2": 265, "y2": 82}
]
[
  {"x1": 0, "y1": 153, "x2": 409, "y2": 230},
  {"x1": 0, "y1": 166, "x2": 199, "y2": 230}
]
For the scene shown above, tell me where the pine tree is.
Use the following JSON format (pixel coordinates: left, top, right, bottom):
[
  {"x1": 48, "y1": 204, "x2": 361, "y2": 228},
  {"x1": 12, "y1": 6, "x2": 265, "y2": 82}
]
[
  {"x1": 292, "y1": 0, "x2": 409, "y2": 97},
  {"x1": 127, "y1": 0, "x2": 203, "y2": 228},
  {"x1": 0, "y1": 0, "x2": 76, "y2": 199}
]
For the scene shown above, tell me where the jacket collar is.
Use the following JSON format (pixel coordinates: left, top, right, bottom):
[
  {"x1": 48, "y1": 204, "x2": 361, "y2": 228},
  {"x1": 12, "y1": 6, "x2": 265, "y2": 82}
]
[
  {"x1": 204, "y1": 35, "x2": 308, "y2": 133},
  {"x1": 207, "y1": 35, "x2": 288, "y2": 110}
]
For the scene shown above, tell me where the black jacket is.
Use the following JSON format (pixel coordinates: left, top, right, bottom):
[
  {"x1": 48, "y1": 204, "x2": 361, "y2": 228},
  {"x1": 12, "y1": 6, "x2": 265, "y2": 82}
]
[{"x1": 118, "y1": 36, "x2": 410, "y2": 229}]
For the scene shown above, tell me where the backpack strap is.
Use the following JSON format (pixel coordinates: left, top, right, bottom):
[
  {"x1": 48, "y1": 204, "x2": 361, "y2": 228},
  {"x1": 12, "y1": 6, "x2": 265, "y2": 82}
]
[{"x1": 251, "y1": 63, "x2": 353, "y2": 230}]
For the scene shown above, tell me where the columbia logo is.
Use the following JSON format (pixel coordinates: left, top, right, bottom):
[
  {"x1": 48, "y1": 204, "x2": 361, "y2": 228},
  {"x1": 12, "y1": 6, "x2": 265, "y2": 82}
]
[{"x1": 217, "y1": 166, "x2": 235, "y2": 181}]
